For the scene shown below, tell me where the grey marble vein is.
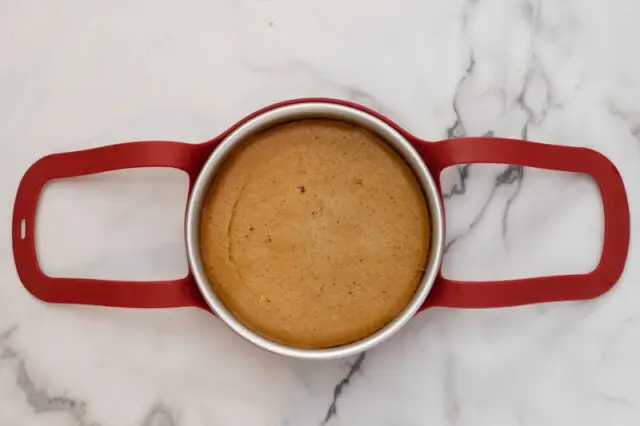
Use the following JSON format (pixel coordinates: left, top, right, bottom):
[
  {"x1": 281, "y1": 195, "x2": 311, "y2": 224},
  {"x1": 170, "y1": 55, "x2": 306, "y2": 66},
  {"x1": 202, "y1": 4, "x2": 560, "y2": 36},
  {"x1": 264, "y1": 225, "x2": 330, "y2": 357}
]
[
  {"x1": 321, "y1": 352, "x2": 366, "y2": 425},
  {"x1": 501, "y1": 166, "x2": 524, "y2": 244},
  {"x1": 443, "y1": 164, "x2": 473, "y2": 199},
  {"x1": 521, "y1": 0, "x2": 535, "y2": 23},
  {"x1": 445, "y1": 164, "x2": 525, "y2": 254},
  {"x1": 1, "y1": 346, "x2": 17, "y2": 360},
  {"x1": 496, "y1": 163, "x2": 525, "y2": 189},
  {"x1": 345, "y1": 87, "x2": 382, "y2": 112},
  {"x1": 442, "y1": 25, "x2": 551, "y2": 253},
  {"x1": 16, "y1": 361, "x2": 99, "y2": 426},
  {"x1": 514, "y1": 67, "x2": 544, "y2": 140},
  {"x1": 597, "y1": 393, "x2": 635, "y2": 408},
  {"x1": 0, "y1": 325, "x2": 18, "y2": 360},
  {"x1": 442, "y1": 131, "x2": 495, "y2": 200},
  {"x1": 445, "y1": 0, "x2": 480, "y2": 140},
  {"x1": 607, "y1": 101, "x2": 630, "y2": 121},
  {"x1": 608, "y1": 101, "x2": 640, "y2": 142},
  {"x1": 514, "y1": 47, "x2": 553, "y2": 140},
  {"x1": 0, "y1": 324, "x2": 17, "y2": 342},
  {"x1": 141, "y1": 403, "x2": 177, "y2": 426},
  {"x1": 444, "y1": 183, "x2": 496, "y2": 254},
  {"x1": 239, "y1": 59, "x2": 383, "y2": 112},
  {"x1": 500, "y1": 62, "x2": 553, "y2": 243},
  {"x1": 446, "y1": 55, "x2": 475, "y2": 139}
]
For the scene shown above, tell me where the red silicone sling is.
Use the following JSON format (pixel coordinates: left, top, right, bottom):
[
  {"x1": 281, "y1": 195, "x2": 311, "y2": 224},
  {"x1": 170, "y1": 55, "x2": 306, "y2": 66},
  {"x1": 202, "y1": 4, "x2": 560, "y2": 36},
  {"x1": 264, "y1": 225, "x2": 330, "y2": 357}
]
[
  {"x1": 12, "y1": 141, "x2": 214, "y2": 309},
  {"x1": 11, "y1": 98, "x2": 630, "y2": 312},
  {"x1": 415, "y1": 137, "x2": 630, "y2": 309}
]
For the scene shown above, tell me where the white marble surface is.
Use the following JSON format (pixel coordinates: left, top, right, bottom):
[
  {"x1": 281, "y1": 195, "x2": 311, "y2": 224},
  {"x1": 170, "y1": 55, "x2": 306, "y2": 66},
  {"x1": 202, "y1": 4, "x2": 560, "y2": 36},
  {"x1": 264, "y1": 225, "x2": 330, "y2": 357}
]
[{"x1": 1, "y1": 0, "x2": 640, "y2": 425}]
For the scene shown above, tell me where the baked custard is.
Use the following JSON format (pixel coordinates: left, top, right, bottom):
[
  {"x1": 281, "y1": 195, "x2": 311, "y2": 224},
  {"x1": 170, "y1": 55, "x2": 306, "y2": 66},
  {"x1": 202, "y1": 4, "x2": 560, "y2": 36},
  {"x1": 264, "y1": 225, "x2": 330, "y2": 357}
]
[{"x1": 200, "y1": 119, "x2": 430, "y2": 348}]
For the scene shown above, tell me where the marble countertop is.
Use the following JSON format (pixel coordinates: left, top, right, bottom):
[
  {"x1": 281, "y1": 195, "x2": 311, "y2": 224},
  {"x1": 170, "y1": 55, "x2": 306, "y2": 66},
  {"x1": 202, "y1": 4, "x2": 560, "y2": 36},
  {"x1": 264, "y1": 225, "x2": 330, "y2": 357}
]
[{"x1": 2, "y1": 1, "x2": 639, "y2": 425}]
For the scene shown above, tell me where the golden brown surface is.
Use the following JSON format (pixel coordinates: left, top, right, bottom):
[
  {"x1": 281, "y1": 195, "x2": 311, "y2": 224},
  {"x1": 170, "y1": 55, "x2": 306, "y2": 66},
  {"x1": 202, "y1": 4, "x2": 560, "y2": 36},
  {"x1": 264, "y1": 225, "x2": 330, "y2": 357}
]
[{"x1": 200, "y1": 119, "x2": 430, "y2": 348}]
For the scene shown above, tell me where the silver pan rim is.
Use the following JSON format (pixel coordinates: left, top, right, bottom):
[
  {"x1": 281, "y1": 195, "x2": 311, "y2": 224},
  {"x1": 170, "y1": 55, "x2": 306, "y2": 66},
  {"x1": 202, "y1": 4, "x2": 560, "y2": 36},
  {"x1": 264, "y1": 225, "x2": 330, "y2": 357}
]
[{"x1": 185, "y1": 102, "x2": 444, "y2": 360}]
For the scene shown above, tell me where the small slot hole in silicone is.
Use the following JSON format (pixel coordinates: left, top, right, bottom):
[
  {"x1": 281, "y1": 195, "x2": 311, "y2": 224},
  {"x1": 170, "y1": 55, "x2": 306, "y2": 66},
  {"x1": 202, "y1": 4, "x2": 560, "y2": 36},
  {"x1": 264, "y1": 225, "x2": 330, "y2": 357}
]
[{"x1": 20, "y1": 219, "x2": 26, "y2": 239}]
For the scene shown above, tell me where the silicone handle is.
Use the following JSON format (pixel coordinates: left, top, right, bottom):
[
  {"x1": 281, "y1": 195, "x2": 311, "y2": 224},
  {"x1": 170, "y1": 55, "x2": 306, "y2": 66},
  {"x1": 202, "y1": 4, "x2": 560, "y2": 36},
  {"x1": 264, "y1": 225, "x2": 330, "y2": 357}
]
[
  {"x1": 413, "y1": 137, "x2": 630, "y2": 309},
  {"x1": 12, "y1": 141, "x2": 214, "y2": 309}
]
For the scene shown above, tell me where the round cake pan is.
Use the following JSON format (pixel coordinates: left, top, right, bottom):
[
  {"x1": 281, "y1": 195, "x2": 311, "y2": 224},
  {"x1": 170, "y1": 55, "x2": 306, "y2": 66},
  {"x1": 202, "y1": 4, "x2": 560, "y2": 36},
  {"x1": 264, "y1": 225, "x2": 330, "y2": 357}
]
[
  {"x1": 186, "y1": 102, "x2": 445, "y2": 359},
  {"x1": 12, "y1": 98, "x2": 630, "y2": 360}
]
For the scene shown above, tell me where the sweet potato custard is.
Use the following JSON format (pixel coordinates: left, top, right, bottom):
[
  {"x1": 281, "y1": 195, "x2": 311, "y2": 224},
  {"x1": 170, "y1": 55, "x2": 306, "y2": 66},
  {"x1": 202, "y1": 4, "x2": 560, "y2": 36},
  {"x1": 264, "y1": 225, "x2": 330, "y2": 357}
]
[{"x1": 200, "y1": 119, "x2": 430, "y2": 348}]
